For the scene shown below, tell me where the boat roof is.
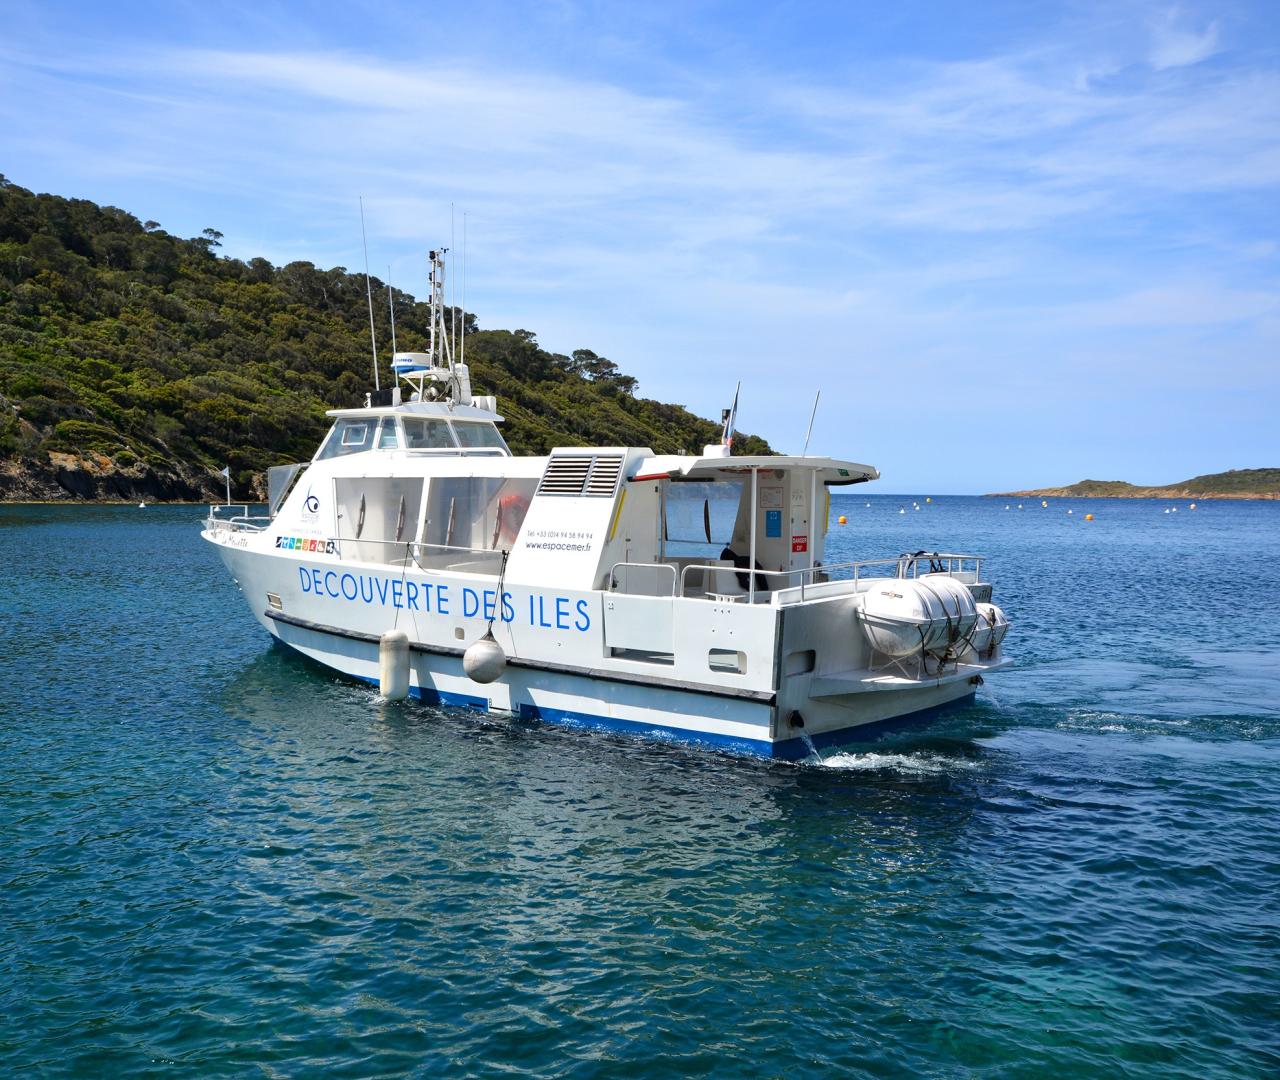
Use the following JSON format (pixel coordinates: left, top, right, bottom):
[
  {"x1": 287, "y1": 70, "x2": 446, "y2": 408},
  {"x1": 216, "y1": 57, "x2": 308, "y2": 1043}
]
[
  {"x1": 325, "y1": 401, "x2": 503, "y2": 422},
  {"x1": 631, "y1": 454, "x2": 879, "y2": 486}
]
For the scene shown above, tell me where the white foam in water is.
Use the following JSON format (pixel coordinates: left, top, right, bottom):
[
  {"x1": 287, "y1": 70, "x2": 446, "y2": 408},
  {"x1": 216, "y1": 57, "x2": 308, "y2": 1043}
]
[{"x1": 816, "y1": 751, "x2": 976, "y2": 774}]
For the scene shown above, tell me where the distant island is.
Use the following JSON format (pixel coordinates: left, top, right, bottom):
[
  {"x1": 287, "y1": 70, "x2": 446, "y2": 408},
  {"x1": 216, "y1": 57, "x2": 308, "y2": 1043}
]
[
  {"x1": 990, "y1": 469, "x2": 1280, "y2": 501},
  {"x1": 0, "y1": 177, "x2": 771, "y2": 503}
]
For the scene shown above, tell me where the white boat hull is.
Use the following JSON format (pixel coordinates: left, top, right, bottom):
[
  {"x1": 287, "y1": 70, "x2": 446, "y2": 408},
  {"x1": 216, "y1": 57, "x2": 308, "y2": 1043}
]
[{"x1": 212, "y1": 537, "x2": 998, "y2": 761}]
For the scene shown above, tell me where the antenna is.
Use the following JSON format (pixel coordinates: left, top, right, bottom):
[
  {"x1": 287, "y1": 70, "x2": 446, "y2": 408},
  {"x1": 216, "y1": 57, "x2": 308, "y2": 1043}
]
[
  {"x1": 461, "y1": 212, "x2": 467, "y2": 369},
  {"x1": 450, "y1": 204, "x2": 457, "y2": 368},
  {"x1": 386, "y1": 266, "x2": 398, "y2": 355},
  {"x1": 359, "y1": 197, "x2": 379, "y2": 391},
  {"x1": 801, "y1": 390, "x2": 821, "y2": 457}
]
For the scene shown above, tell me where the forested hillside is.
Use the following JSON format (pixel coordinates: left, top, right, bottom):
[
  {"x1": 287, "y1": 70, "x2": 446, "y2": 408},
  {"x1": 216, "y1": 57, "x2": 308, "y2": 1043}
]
[
  {"x1": 992, "y1": 469, "x2": 1280, "y2": 500},
  {"x1": 0, "y1": 176, "x2": 769, "y2": 501}
]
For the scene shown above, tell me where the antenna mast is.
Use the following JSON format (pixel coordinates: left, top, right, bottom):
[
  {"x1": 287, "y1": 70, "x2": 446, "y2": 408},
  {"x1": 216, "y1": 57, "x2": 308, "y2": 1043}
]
[
  {"x1": 450, "y1": 204, "x2": 457, "y2": 368},
  {"x1": 461, "y1": 212, "x2": 467, "y2": 368},
  {"x1": 386, "y1": 267, "x2": 398, "y2": 355},
  {"x1": 427, "y1": 248, "x2": 454, "y2": 373},
  {"x1": 801, "y1": 390, "x2": 821, "y2": 457},
  {"x1": 359, "y1": 197, "x2": 380, "y2": 391}
]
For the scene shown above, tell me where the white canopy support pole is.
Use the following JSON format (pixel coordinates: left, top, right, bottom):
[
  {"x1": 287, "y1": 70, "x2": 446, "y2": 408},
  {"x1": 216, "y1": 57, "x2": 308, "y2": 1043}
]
[
  {"x1": 809, "y1": 467, "x2": 817, "y2": 576},
  {"x1": 749, "y1": 466, "x2": 758, "y2": 604}
]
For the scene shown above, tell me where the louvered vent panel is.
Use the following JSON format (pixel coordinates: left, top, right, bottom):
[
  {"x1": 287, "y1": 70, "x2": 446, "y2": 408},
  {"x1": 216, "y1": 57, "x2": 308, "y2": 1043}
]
[
  {"x1": 537, "y1": 455, "x2": 593, "y2": 495},
  {"x1": 585, "y1": 456, "x2": 623, "y2": 497}
]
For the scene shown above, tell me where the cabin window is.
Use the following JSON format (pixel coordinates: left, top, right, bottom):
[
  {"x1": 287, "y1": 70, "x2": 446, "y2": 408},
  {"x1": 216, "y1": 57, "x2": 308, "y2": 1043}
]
[
  {"x1": 662, "y1": 478, "x2": 745, "y2": 559},
  {"x1": 452, "y1": 422, "x2": 509, "y2": 453},
  {"x1": 420, "y1": 477, "x2": 536, "y2": 554},
  {"x1": 333, "y1": 477, "x2": 425, "y2": 563},
  {"x1": 316, "y1": 419, "x2": 374, "y2": 460},
  {"x1": 376, "y1": 418, "x2": 401, "y2": 450},
  {"x1": 403, "y1": 418, "x2": 457, "y2": 450}
]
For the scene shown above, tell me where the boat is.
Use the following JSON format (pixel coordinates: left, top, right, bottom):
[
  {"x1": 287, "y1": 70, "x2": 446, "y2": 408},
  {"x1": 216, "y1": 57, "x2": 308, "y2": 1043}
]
[{"x1": 204, "y1": 250, "x2": 1010, "y2": 759}]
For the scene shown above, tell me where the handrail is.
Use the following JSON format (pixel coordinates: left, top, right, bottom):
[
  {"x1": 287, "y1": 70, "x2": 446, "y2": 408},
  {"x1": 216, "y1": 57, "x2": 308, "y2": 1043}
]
[
  {"x1": 206, "y1": 505, "x2": 270, "y2": 533},
  {"x1": 674, "y1": 553, "x2": 987, "y2": 603}
]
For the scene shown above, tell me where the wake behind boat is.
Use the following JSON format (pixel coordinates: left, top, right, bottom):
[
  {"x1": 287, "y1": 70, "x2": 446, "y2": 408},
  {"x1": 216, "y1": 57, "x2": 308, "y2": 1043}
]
[{"x1": 204, "y1": 250, "x2": 1009, "y2": 759}]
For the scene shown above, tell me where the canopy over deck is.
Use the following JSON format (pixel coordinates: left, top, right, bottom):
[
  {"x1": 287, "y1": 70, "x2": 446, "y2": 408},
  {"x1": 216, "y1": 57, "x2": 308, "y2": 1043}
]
[
  {"x1": 630, "y1": 454, "x2": 879, "y2": 486},
  {"x1": 325, "y1": 400, "x2": 504, "y2": 422}
]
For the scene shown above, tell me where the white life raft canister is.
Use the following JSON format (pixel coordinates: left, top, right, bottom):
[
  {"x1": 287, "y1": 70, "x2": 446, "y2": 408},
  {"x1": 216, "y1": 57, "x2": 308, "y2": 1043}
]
[{"x1": 858, "y1": 575, "x2": 979, "y2": 658}]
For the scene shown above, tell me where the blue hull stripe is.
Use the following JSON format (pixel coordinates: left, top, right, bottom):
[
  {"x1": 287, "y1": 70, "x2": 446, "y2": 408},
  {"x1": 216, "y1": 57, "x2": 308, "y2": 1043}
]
[
  {"x1": 275, "y1": 640, "x2": 973, "y2": 760},
  {"x1": 518, "y1": 702, "x2": 776, "y2": 758}
]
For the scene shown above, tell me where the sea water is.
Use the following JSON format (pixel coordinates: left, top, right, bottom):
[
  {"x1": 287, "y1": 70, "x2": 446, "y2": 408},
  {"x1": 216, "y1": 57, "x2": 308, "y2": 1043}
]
[{"x1": 1, "y1": 497, "x2": 1277, "y2": 1077}]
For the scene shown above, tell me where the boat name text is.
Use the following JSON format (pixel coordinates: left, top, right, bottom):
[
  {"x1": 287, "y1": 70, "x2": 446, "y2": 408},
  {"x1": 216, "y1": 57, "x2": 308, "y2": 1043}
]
[{"x1": 296, "y1": 567, "x2": 591, "y2": 631}]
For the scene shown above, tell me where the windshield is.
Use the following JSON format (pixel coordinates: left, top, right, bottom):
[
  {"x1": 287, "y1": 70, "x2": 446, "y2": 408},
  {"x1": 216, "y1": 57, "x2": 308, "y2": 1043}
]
[
  {"x1": 403, "y1": 418, "x2": 457, "y2": 450},
  {"x1": 316, "y1": 419, "x2": 374, "y2": 460},
  {"x1": 453, "y1": 422, "x2": 509, "y2": 452}
]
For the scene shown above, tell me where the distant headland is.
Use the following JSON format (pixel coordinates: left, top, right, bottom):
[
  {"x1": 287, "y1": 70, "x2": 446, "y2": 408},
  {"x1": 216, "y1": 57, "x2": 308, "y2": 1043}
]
[{"x1": 989, "y1": 469, "x2": 1279, "y2": 501}]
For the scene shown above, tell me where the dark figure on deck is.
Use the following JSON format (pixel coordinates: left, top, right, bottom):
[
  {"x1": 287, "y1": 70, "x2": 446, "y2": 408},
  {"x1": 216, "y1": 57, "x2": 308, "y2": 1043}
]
[{"x1": 720, "y1": 546, "x2": 770, "y2": 593}]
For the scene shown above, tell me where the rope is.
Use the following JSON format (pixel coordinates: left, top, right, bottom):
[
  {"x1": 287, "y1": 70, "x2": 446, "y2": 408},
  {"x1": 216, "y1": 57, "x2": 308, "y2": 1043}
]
[{"x1": 487, "y1": 550, "x2": 510, "y2": 636}]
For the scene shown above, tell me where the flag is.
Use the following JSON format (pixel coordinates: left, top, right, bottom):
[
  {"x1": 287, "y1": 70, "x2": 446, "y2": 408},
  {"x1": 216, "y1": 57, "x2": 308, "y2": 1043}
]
[{"x1": 219, "y1": 466, "x2": 230, "y2": 478}]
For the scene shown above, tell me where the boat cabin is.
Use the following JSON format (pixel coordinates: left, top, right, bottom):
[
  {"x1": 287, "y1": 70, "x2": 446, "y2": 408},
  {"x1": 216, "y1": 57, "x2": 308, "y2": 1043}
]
[{"x1": 272, "y1": 403, "x2": 878, "y2": 609}]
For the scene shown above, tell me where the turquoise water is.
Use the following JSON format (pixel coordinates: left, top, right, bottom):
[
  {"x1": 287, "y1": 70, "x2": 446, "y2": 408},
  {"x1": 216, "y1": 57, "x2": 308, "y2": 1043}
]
[{"x1": 2, "y1": 497, "x2": 1277, "y2": 1077}]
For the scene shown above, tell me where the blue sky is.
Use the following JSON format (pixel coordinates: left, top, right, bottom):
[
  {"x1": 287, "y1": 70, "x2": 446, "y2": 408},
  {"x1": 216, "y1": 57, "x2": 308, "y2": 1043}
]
[{"x1": 1, "y1": 1, "x2": 1277, "y2": 492}]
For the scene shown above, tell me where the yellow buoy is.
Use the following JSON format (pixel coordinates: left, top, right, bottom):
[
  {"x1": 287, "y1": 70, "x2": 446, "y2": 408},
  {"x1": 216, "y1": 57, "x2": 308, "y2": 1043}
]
[
  {"x1": 1190, "y1": 503, "x2": 1197, "y2": 510},
  {"x1": 837, "y1": 515, "x2": 847, "y2": 525},
  {"x1": 1085, "y1": 513, "x2": 1094, "y2": 521},
  {"x1": 1041, "y1": 500, "x2": 1048, "y2": 508},
  {"x1": 926, "y1": 497, "x2": 932, "y2": 503}
]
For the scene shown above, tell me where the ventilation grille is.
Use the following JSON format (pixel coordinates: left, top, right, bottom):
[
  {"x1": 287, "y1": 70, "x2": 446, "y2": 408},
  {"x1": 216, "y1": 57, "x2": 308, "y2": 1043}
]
[
  {"x1": 537, "y1": 454, "x2": 624, "y2": 497},
  {"x1": 585, "y1": 456, "x2": 623, "y2": 497}
]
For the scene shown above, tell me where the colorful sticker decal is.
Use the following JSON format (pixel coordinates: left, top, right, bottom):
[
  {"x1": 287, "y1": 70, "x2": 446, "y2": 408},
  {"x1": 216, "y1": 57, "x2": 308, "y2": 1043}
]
[
  {"x1": 765, "y1": 510, "x2": 782, "y2": 537},
  {"x1": 792, "y1": 535, "x2": 808, "y2": 553},
  {"x1": 275, "y1": 536, "x2": 337, "y2": 554}
]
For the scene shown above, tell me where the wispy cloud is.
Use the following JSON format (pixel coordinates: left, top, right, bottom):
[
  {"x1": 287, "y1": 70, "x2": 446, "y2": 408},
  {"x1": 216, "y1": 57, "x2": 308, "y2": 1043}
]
[
  {"x1": 0, "y1": 0, "x2": 1275, "y2": 488},
  {"x1": 1149, "y1": 6, "x2": 1220, "y2": 69}
]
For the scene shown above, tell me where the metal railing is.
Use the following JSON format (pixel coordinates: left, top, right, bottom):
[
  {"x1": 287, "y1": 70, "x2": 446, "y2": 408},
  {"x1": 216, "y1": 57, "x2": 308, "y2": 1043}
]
[
  {"x1": 205, "y1": 505, "x2": 270, "y2": 532},
  {"x1": 601, "y1": 553, "x2": 988, "y2": 605}
]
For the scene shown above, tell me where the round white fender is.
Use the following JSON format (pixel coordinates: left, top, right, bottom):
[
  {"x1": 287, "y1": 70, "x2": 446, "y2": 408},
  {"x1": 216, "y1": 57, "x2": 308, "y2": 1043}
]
[
  {"x1": 379, "y1": 629, "x2": 410, "y2": 700},
  {"x1": 463, "y1": 631, "x2": 507, "y2": 684}
]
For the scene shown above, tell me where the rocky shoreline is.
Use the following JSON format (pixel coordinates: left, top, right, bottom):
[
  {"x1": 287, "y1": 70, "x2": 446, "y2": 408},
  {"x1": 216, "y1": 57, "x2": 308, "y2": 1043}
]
[{"x1": 0, "y1": 453, "x2": 258, "y2": 504}]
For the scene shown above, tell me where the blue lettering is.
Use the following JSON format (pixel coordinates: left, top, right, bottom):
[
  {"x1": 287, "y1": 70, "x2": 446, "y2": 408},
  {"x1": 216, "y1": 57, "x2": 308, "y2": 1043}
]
[
  {"x1": 421, "y1": 582, "x2": 434, "y2": 612},
  {"x1": 375, "y1": 578, "x2": 390, "y2": 605},
  {"x1": 555, "y1": 597, "x2": 569, "y2": 630},
  {"x1": 501, "y1": 592, "x2": 515, "y2": 623},
  {"x1": 537, "y1": 596, "x2": 552, "y2": 628},
  {"x1": 341, "y1": 573, "x2": 358, "y2": 600},
  {"x1": 324, "y1": 571, "x2": 338, "y2": 597},
  {"x1": 298, "y1": 566, "x2": 312, "y2": 592},
  {"x1": 483, "y1": 590, "x2": 496, "y2": 622},
  {"x1": 406, "y1": 581, "x2": 420, "y2": 610},
  {"x1": 359, "y1": 576, "x2": 374, "y2": 604},
  {"x1": 437, "y1": 585, "x2": 450, "y2": 615},
  {"x1": 462, "y1": 588, "x2": 480, "y2": 618},
  {"x1": 575, "y1": 599, "x2": 591, "y2": 632},
  {"x1": 391, "y1": 580, "x2": 404, "y2": 608},
  {"x1": 529, "y1": 595, "x2": 536, "y2": 625},
  {"x1": 311, "y1": 569, "x2": 324, "y2": 595}
]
